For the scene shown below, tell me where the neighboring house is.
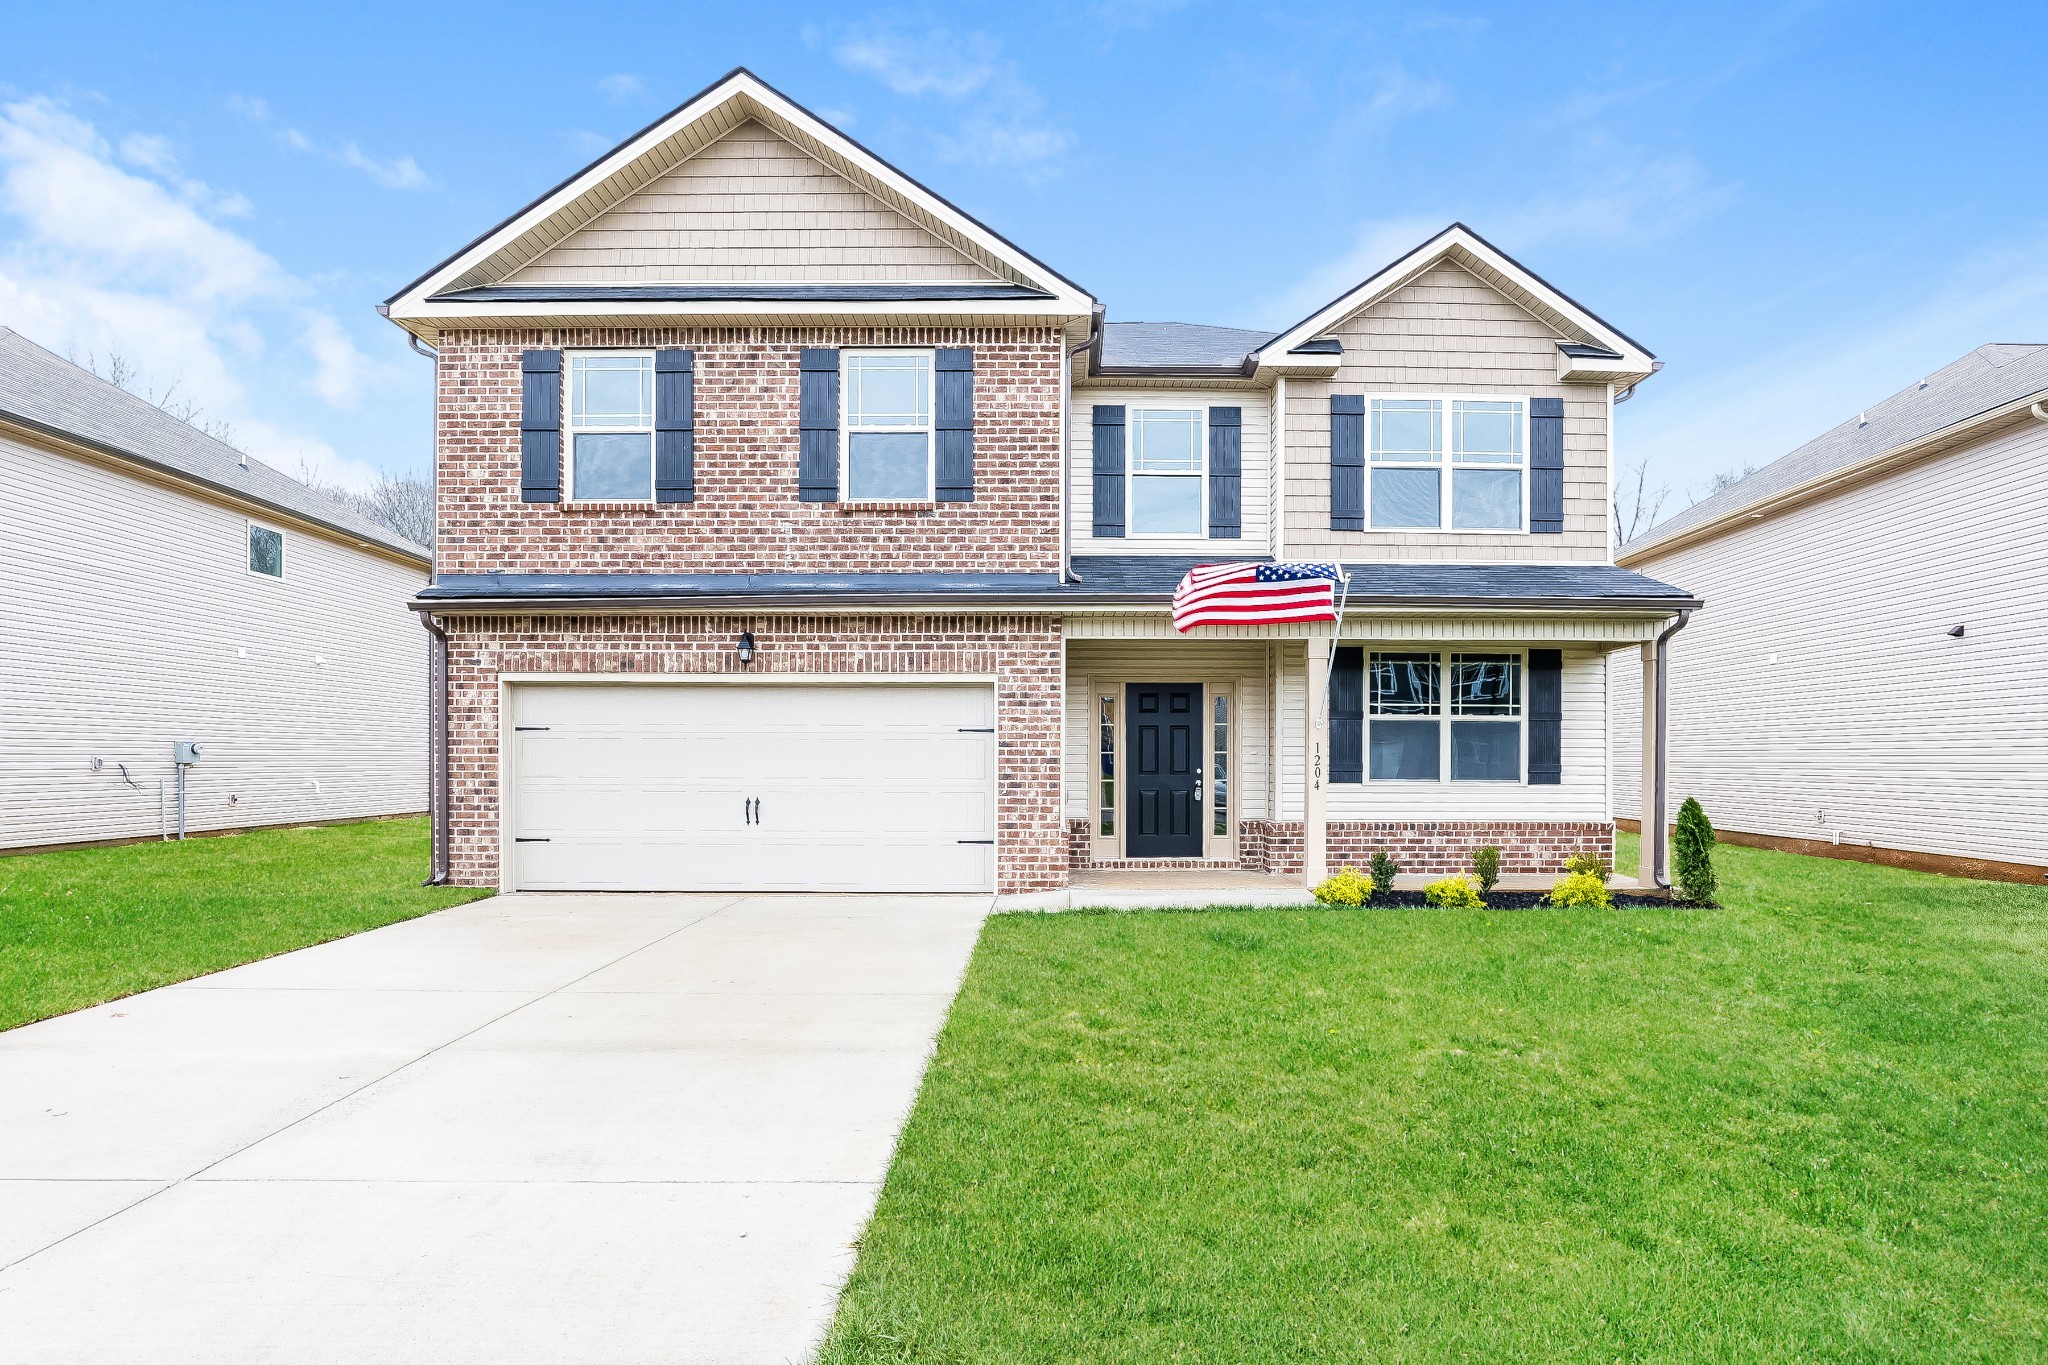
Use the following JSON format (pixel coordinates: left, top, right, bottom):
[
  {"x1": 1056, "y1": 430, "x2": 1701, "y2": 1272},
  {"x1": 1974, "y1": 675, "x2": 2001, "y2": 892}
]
[
  {"x1": 1617, "y1": 344, "x2": 2048, "y2": 883},
  {"x1": 384, "y1": 68, "x2": 1697, "y2": 898},
  {"x1": 0, "y1": 329, "x2": 433, "y2": 851}
]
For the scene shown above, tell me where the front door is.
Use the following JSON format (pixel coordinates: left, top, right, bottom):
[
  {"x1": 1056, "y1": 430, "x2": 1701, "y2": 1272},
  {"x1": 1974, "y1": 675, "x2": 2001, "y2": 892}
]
[{"x1": 1125, "y1": 683, "x2": 1203, "y2": 858}]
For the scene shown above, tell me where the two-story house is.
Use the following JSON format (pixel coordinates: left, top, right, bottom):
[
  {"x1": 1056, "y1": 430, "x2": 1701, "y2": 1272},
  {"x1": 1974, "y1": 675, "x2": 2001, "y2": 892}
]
[{"x1": 384, "y1": 69, "x2": 1698, "y2": 899}]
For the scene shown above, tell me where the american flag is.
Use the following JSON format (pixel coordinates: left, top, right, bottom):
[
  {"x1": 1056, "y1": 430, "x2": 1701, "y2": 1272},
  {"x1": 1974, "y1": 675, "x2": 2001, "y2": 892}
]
[{"x1": 1171, "y1": 561, "x2": 1345, "y2": 632}]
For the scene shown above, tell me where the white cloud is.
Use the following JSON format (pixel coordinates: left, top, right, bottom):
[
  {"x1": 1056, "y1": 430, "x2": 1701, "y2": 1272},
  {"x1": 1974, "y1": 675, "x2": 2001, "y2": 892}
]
[
  {"x1": 831, "y1": 23, "x2": 1069, "y2": 171},
  {"x1": 0, "y1": 96, "x2": 390, "y2": 490},
  {"x1": 1627, "y1": 239, "x2": 2048, "y2": 488},
  {"x1": 229, "y1": 92, "x2": 431, "y2": 191},
  {"x1": 596, "y1": 73, "x2": 646, "y2": 106},
  {"x1": 1256, "y1": 214, "x2": 1447, "y2": 329},
  {"x1": 1084, "y1": 0, "x2": 1190, "y2": 29}
]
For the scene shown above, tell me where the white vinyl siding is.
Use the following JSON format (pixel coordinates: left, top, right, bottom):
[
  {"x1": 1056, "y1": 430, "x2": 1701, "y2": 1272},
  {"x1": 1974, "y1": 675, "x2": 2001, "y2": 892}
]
[
  {"x1": 1070, "y1": 388, "x2": 1271, "y2": 553},
  {"x1": 1284, "y1": 260, "x2": 1610, "y2": 561},
  {"x1": 505, "y1": 120, "x2": 999, "y2": 285},
  {"x1": 0, "y1": 432, "x2": 428, "y2": 849},
  {"x1": 1615, "y1": 419, "x2": 2048, "y2": 866}
]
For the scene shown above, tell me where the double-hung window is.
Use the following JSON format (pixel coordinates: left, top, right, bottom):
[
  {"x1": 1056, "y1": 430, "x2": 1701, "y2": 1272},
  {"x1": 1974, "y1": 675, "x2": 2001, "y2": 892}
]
[
  {"x1": 1127, "y1": 408, "x2": 1204, "y2": 536},
  {"x1": 842, "y1": 351, "x2": 933, "y2": 500},
  {"x1": 1369, "y1": 396, "x2": 1525, "y2": 531},
  {"x1": 1368, "y1": 651, "x2": 1523, "y2": 782},
  {"x1": 567, "y1": 352, "x2": 654, "y2": 500}
]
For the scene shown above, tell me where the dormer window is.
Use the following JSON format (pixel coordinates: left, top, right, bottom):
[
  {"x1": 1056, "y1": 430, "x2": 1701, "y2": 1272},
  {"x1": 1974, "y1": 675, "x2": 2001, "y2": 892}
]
[
  {"x1": 567, "y1": 352, "x2": 654, "y2": 501},
  {"x1": 1369, "y1": 396, "x2": 1525, "y2": 532},
  {"x1": 842, "y1": 351, "x2": 933, "y2": 500}
]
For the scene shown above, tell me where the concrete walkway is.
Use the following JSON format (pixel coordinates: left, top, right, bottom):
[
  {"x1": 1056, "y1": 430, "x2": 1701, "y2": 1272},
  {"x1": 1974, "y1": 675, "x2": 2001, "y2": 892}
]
[{"x1": 0, "y1": 892, "x2": 990, "y2": 1364}]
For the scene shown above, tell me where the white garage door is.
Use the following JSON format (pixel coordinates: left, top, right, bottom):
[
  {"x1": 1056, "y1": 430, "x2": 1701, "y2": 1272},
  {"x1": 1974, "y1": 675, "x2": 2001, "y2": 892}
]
[{"x1": 506, "y1": 682, "x2": 996, "y2": 893}]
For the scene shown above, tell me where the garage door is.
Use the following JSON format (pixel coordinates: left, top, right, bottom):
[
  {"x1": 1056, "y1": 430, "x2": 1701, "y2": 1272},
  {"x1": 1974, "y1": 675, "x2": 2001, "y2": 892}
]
[{"x1": 506, "y1": 682, "x2": 996, "y2": 892}]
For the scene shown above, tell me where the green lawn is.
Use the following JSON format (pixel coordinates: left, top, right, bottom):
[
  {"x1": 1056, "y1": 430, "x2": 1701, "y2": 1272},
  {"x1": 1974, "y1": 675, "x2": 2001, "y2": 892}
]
[
  {"x1": 0, "y1": 817, "x2": 488, "y2": 1031},
  {"x1": 822, "y1": 839, "x2": 2048, "y2": 1362}
]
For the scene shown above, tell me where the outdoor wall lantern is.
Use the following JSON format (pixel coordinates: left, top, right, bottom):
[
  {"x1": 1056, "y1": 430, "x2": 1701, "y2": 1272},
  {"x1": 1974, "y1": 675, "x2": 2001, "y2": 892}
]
[{"x1": 737, "y1": 631, "x2": 757, "y2": 665}]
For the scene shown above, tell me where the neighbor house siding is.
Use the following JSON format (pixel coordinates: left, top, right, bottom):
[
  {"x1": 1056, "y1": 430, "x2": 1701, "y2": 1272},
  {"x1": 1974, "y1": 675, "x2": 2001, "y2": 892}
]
[
  {"x1": 1283, "y1": 261, "x2": 1611, "y2": 561},
  {"x1": 506, "y1": 121, "x2": 997, "y2": 285},
  {"x1": 1615, "y1": 419, "x2": 2048, "y2": 866},
  {"x1": 1068, "y1": 386, "x2": 1272, "y2": 554},
  {"x1": 435, "y1": 325, "x2": 1063, "y2": 576},
  {"x1": 0, "y1": 433, "x2": 428, "y2": 849}
]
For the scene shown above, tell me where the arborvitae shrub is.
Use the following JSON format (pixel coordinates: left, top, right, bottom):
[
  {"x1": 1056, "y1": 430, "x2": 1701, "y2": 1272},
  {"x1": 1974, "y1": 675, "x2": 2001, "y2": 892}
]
[
  {"x1": 1673, "y1": 797, "x2": 1719, "y2": 905},
  {"x1": 1470, "y1": 845, "x2": 1501, "y2": 894}
]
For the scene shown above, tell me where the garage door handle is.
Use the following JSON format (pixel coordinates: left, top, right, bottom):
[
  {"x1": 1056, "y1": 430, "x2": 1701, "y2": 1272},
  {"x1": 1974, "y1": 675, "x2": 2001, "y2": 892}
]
[
  {"x1": 515, "y1": 837, "x2": 550, "y2": 843},
  {"x1": 957, "y1": 727, "x2": 994, "y2": 733},
  {"x1": 513, "y1": 726, "x2": 550, "y2": 732},
  {"x1": 957, "y1": 839, "x2": 994, "y2": 845}
]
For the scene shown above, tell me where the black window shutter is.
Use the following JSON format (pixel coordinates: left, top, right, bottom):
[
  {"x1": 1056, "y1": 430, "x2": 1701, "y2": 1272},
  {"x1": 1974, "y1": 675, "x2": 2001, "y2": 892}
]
[
  {"x1": 935, "y1": 347, "x2": 974, "y2": 502},
  {"x1": 654, "y1": 349, "x2": 694, "y2": 504},
  {"x1": 1330, "y1": 394, "x2": 1365, "y2": 531},
  {"x1": 1528, "y1": 648, "x2": 1562, "y2": 784},
  {"x1": 1331, "y1": 646, "x2": 1364, "y2": 783},
  {"x1": 1207, "y1": 406, "x2": 1242, "y2": 539},
  {"x1": 1530, "y1": 397, "x2": 1564, "y2": 533},
  {"x1": 798, "y1": 348, "x2": 840, "y2": 502},
  {"x1": 1091, "y1": 404, "x2": 1126, "y2": 538},
  {"x1": 519, "y1": 349, "x2": 561, "y2": 503}
]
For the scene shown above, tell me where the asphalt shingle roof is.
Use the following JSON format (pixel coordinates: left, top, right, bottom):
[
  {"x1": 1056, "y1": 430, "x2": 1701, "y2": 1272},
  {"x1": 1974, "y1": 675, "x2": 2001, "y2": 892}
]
[
  {"x1": 0, "y1": 328, "x2": 428, "y2": 561},
  {"x1": 1625, "y1": 342, "x2": 2048, "y2": 558},
  {"x1": 1098, "y1": 322, "x2": 1275, "y2": 371}
]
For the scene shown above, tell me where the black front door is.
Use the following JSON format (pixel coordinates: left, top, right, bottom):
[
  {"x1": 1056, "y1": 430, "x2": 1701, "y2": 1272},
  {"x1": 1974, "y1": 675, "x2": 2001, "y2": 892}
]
[{"x1": 1126, "y1": 683, "x2": 1203, "y2": 858}]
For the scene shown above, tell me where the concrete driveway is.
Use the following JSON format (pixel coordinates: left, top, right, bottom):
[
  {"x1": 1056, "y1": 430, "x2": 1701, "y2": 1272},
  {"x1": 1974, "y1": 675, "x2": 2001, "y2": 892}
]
[{"x1": 0, "y1": 891, "x2": 990, "y2": 1364}]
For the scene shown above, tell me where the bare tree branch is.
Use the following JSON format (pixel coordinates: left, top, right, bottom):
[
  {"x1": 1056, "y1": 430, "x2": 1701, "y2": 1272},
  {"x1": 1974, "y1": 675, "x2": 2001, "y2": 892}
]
[
  {"x1": 68, "y1": 348, "x2": 240, "y2": 448},
  {"x1": 1612, "y1": 457, "x2": 1670, "y2": 550},
  {"x1": 1687, "y1": 462, "x2": 1759, "y2": 507},
  {"x1": 294, "y1": 460, "x2": 435, "y2": 551}
]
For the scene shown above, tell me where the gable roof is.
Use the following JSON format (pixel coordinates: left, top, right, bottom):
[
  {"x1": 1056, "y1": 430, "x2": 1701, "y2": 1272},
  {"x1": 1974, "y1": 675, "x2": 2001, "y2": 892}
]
[
  {"x1": 1621, "y1": 342, "x2": 2048, "y2": 562},
  {"x1": 0, "y1": 329, "x2": 429, "y2": 565},
  {"x1": 1253, "y1": 223, "x2": 1657, "y2": 386},
  {"x1": 383, "y1": 68, "x2": 1095, "y2": 336}
]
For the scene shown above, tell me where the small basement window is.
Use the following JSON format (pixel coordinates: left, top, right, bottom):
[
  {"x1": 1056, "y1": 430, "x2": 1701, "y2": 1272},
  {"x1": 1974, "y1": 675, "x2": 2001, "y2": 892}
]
[{"x1": 248, "y1": 524, "x2": 284, "y2": 578}]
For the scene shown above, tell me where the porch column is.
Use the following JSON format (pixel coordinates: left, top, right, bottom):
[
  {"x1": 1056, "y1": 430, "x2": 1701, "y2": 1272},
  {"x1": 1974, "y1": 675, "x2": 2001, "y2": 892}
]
[
  {"x1": 1304, "y1": 635, "x2": 1332, "y2": 886},
  {"x1": 1638, "y1": 640, "x2": 1659, "y2": 887}
]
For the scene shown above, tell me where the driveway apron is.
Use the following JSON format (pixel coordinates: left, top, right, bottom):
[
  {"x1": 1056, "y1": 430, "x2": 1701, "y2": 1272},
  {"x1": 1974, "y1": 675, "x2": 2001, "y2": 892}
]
[{"x1": 0, "y1": 891, "x2": 989, "y2": 1364}]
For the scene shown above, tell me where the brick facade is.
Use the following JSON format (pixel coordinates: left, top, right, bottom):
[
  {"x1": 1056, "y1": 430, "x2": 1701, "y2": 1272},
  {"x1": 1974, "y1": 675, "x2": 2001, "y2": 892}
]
[
  {"x1": 434, "y1": 326, "x2": 1063, "y2": 577},
  {"x1": 1326, "y1": 820, "x2": 1613, "y2": 877},
  {"x1": 440, "y1": 612, "x2": 1066, "y2": 894}
]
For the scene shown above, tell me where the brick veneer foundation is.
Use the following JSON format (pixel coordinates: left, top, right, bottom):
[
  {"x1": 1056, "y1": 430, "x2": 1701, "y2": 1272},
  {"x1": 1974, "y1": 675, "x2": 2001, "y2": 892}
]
[
  {"x1": 434, "y1": 326, "x2": 1063, "y2": 577},
  {"x1": 1327, "y1": 821, "x2": 1613, "y2": 877},
  {"x1": 442, "y1": 611, "x2": 1066, "y2": 894}
]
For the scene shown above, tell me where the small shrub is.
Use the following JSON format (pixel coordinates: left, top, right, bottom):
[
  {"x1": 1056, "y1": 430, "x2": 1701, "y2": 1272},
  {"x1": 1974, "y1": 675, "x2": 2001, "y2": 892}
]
[
  {"x1": 1470, "y1": 845, "x2": 1501, "y2": 894},
  {"x1": 1312, "y1": 865, "x2": 1373, "y2": 907},
  {"x1": 1564, "y1": 848, "x2": 1612, "y2": 880},
  {"x1": 1368, "y1": 848, "x2": 1399, "y2": 901},
  {"x1": 1423, "y1": 875, "x2": 1485, "y2": 908},
  {"x1": 1673, "y1": 796, "x2": 1719, "y2": 904},
  {"x1": 1547, "y1": 870, "x2": 1613, "y2": 909}
]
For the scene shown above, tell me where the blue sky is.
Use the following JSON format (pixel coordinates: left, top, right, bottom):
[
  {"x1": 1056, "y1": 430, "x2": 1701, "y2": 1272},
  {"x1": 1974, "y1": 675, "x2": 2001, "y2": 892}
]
[{"x1": 5, "y1": 2, "x2": 2045, "y2": 514}]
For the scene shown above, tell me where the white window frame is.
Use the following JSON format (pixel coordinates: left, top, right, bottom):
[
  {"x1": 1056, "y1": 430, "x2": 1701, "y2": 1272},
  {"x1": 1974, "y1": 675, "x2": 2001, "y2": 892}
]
[
  {"x1": 245, "y1": 520, "x2": 286, "y2": 580},
  {"x1": 1366, "y1": 394, "x2": 1530, "y2": 534},
  {"x1": 1364, "y1": 649, "x2": 1528, "y2": 785},
  {"x1": 840, "y1": 348, "x2": 935, "y2": 502},
  {"x1": 565, "y1": 349, "x2": 656, "y2": 503},
  {"x1": 1125, "y1": 406, "x2": 1208, "y2": 539}
]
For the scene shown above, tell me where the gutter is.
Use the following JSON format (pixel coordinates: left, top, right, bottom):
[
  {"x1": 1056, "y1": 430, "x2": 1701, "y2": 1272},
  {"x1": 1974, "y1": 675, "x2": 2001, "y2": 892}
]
[
  {"x1": 1649, "y1": 609, "x2": 1692, "y2": 889},
  {"x1": 408, "y1": 590, "x2": 1703, "y2": 615},
  {"x1": 415, "y1": 609, "x2": 452, "y2": 886}
]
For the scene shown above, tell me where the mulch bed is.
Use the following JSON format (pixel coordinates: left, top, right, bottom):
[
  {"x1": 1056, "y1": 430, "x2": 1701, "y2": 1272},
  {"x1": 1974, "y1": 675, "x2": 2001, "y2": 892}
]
[{"x1": 1364, "y1": 890, "x2": 1679, "y2": 909}]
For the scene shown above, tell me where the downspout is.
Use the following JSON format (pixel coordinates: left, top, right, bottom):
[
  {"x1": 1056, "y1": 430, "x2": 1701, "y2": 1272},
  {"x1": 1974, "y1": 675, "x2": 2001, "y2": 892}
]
[
  {"x1": 1651, "y1": 608, "x2": 1692, "y2": 888},
  {"x1": 416, "y1": 608, "x2": 451, "y2": 886},
  {"x1": 1062, "y1": 308, "x2": 1103, "y2": 584},
  {"x1": 407, "y1": 326, "x2": 449, "y2": 886}
]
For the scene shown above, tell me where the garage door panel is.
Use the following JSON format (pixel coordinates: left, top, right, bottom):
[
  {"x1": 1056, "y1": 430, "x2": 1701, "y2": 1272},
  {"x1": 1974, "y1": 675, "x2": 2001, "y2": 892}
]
[{"x1": 509, "y1": 683, "x2": 996, "y2": 893}]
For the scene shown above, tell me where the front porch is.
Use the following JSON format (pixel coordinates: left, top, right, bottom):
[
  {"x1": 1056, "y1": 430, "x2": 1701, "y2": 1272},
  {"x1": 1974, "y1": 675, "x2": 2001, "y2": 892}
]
[{"x1": 1060, "y1": 593, "x2": 1688, "y2": 893}]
